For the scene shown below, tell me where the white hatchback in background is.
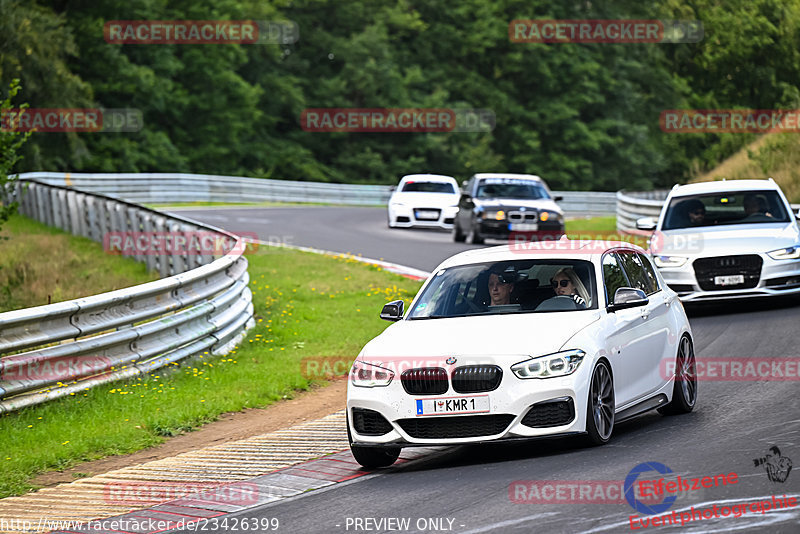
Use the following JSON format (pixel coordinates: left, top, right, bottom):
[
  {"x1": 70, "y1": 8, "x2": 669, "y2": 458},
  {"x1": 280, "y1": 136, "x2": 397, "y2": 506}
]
[
  {"x1": 387, "y1": 174, "x2": 460, "y2": 229},
  {"x1": 637, "y1": 179, "x2": 800, "y2": 301}
]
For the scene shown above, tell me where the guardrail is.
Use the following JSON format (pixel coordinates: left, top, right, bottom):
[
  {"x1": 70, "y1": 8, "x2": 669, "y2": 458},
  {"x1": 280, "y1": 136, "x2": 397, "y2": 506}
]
[
  {"x1": 617, "y1": 189, "x2": 800, "y2": 234},
  {"x1": 616, "y1": 190, "x2": 670, "y2": 234},
  {"x1": 0, "y1": 180, "x2": 254, "y2": 414},
  {"x1": 16, "y1": 172, "x2": 618, "y2": 216}
]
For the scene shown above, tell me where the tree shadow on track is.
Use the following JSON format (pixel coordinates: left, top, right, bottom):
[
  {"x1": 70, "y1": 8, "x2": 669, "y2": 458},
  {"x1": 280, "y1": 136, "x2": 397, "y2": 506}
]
[
  {"x1": 684, "y1": 294, "x2": 800, "y2": 319},
  {"x1": 390, "y1": 411, "x2": 678, "y2": 474}
]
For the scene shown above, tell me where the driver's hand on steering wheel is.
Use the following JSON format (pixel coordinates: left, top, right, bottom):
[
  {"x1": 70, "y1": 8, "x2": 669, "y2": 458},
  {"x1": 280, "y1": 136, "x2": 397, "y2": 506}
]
[{"x1": 572, "y1": 294, "x2": 587, "y2": 308}]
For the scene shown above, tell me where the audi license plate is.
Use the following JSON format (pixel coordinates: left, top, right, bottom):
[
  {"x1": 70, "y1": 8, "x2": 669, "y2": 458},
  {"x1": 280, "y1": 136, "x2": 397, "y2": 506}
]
[
  {"x1": 415, "y1": 210, "x2": 439, "y2": 220},
  {"x1": 714, "y1": 275, "x2": 744, "y2": 286},
  {"x1": 509, "y1": 223, "x2": 538, "y2": 231},
  {"x1": 416, "y1": 395, "x2": 490, "y2": 416}
]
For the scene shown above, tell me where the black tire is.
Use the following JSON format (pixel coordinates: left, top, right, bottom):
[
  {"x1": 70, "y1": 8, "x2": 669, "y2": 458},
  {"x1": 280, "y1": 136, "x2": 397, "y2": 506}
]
[
  {"x1": 585, "y1": 360, "x2": 615, "y2": 445},
  {"x1": 347, "y1": 416, "x2": 401, "y2": 468},
  {"x1": 468, "y1": 221, "x2": 484, "y2": 245},
  {"x1": 658, "y1": 335, "x2": 697, "y2": 415},
  {"x1": 453, "y1": 221, "x2": 466, "y2": 242}
]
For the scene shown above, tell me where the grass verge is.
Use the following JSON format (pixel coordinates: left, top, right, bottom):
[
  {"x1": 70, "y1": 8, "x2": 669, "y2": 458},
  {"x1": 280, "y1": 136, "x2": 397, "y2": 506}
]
[
  {"x1": 0, "y1": 245, "x2": 421, "y2": 498},
  {"x1": 565, "y1": 216, "x2": 617, "y2": 234},
  {"x1": 0, "y1": 215, "x2": 158, "y2": 313}
]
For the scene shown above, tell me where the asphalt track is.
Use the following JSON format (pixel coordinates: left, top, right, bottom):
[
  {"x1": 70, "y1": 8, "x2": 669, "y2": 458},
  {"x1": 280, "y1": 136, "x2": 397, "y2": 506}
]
[{"x1": 170, "y1": 206, "x2": 800, "y2": 534}]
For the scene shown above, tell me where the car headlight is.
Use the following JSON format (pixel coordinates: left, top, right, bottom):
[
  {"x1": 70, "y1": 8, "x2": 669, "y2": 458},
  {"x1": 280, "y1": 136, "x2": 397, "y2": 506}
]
[
  {"x1": 767, "y1": 246, "x2": 800, "y2": 260},
  {"x1": 654, "y1": 255, "x2": 688, "y2": 268},
  {"x1": 512, "y1": 349, "x2": 585, "y2": 379},
  {"x1": 495, "y1": 210, "x2": 505, "y2": 220},
  {"x1": 350, "y1": 361, "x2": 394, "y2": 387},
  {"x1": 539, "y1": 210, "x2": 562, "y2": 223}
]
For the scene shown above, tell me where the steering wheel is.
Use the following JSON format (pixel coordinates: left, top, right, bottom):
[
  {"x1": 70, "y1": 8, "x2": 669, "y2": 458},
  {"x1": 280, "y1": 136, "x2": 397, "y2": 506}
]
[
  {"x1": 464, "y1": 298, "x2": 485, "y2": 313},
  {"x1": 535, "y1": 295, "x2": 581, "y2": 311}
]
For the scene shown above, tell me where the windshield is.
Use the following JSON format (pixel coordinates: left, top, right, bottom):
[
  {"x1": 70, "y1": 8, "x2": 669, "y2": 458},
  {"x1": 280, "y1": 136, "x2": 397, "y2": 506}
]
[
  {"x1": 662, "y1": 190, "x2": 791, "y2": 230},
  {"x1": 475, "y1": 178, "x2": 548, "y2": 200},
  {"x1": 401, "y1": 182, "x2": 456, "y2": 194},
  {"x1": 408, "y1": 260, "x2": 597, "y2": 320}
]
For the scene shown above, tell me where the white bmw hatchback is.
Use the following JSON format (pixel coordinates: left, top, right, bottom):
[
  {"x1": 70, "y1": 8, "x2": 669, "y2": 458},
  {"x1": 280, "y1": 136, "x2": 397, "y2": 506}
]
[
  {"x1": 346, "y1": 241, "x2": 697, "y2": 468},
  {"x1": 387, "y1": 174, "x2": 460, "y2": 229}
]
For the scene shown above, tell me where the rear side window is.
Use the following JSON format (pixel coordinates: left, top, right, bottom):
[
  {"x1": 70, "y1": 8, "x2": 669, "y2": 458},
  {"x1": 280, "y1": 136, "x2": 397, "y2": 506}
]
[
  {"x1": 616, "y1": 250, "x2": 659, "y2": 295},
  {"x1": 602, "y1": 253, "x2": 629, "y2": 304},
  {"x1": 401, "y1": 182, "x2": 456, "y2": 194},
  {"x1": 636, "y1": 253, "x2": 660, "y2": 294}
]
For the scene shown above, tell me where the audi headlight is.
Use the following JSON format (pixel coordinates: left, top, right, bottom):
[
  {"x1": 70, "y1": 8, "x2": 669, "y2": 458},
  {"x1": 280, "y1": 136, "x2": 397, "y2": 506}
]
[
  {"x1": 767, "y1": 246, "x2": 800, "y2": 260},
  {"x1": 350, "y1": 361, "x2": 394, "y2": 387},
  {"x1": 654, "y1": 255, "x2": 688, "y2": 268},
  {"x1": 512, "y1": 349, "x2": 585, "y2": 379}
]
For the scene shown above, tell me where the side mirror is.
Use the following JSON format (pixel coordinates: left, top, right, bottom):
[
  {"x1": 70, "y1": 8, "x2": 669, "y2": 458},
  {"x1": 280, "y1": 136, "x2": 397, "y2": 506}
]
[
  {"x1": 636, "y1": 217, "x2": 657, "y2": 231},
  {"x1": 389, "y1": 186, "x2": 396, "y2": 192},
  {"x1": 553, "y1": 195, "x2": 564, "y2": 202},
  {"x1": 795, "y1": 208, "x2": 800, "y2": 220},
  {"x1": 380, "y1": 300, "x2": 404, "y2": 321},
  {"x1": 607, "y1": 287, "x2": 648, "y2": 312}
]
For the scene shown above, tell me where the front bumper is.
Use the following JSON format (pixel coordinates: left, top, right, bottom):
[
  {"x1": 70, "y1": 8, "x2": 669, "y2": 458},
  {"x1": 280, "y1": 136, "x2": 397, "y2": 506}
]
[
  {"x1": 476, "y1": 219, "x2": 565, "y2": 240},
  {"x1": 347, "y1": 359, "x2": 591, "y2": 446},
  {"x1": 658, "y1": 253, "x2": 800, "y2": 301},
  {"x1": 389, "y1": 205, "x2": 458, "y2": 229}
]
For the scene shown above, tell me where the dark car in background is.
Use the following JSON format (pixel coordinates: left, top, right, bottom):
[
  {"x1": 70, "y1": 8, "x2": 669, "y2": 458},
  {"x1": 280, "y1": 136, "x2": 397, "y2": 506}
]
[{"x1": 453, "y1": 173, "x2": 565, "y2": 244}]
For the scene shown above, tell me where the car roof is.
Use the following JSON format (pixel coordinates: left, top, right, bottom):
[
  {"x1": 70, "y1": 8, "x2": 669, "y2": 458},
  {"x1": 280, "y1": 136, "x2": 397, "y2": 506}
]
[
  {"x1": 472, "y1": 173, "x2": 543, "y2": 181},
  {"x1": 435, "y1": 241, "x2": 645, "y2": 269},
  {"x1": 671, "y1": 179, "x2": 779, "y2": 197},
  {"x1": 399, "y1": 174, "x2": 457, "y2": 183}
]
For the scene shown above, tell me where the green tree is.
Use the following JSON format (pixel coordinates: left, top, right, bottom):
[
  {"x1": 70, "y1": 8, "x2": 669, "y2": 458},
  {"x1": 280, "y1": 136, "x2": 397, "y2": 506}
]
[{"x1": 0, "y1": 79, "x2": 31, "y2": 234}]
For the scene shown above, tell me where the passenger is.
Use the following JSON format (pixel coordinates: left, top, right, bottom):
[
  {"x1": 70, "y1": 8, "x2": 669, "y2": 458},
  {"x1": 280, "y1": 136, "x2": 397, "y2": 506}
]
[
  {"x1": 551, "y1": 268, "x2": 590, "y2": 309},
  {"x1": 488, "y1": 269, "x2": 515, "y2": 306}
]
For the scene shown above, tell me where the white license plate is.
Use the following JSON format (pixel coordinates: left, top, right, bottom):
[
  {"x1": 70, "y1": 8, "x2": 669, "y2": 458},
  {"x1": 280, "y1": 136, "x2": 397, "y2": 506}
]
[
  {"x1": 415, "y1": 210, "x2": 439, "y2": 220},
  {"x1": 714, "y1": 275, "x2": 744, "y2": 286},
  {"x1": 415, "y1": 395, "x2": 490, "y2": 416},
  {"x1": 510, "y1": 223, "x2": 538, "y2": 231}
]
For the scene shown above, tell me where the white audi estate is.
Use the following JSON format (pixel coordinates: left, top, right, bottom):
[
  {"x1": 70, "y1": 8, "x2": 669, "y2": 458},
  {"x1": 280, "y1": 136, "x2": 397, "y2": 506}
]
[
  {"x1": 637, "y1": 179, "x2": 800, "y2": 301},
  {"x1": 346, "y1": 241, "x2": 696, "y2": 468}
]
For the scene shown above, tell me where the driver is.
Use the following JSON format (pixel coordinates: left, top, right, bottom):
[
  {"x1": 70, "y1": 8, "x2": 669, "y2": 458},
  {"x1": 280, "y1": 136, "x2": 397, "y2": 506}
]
[
  {"x1": 744, "y1": 194, "x2": 773, "y2": 218},
  {"x1": 551, "y1": 268, "x2": 590, "y2": 309}
]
